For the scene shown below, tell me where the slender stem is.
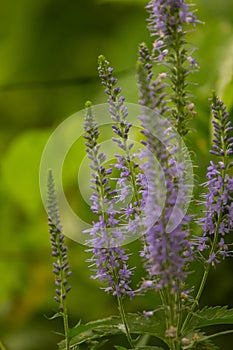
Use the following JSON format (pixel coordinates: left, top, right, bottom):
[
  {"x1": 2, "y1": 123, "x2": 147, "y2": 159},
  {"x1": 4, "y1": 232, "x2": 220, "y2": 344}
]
[
  {"x1": 202, "y1": 329, "x2": 233, "y2": 341},
  {"x1": 123, "y1": 137, "x2": 140, "y2": 207},
  {"x1": 160, "y1": 287, "x2": 181, "y2": 350},
  {"x1": 117, "y1": 296, "x2": 135, "y2": 349},
  {"x1": 171, "y1": 25, "x2": 188, "y2": 136},
  {"x1": 182, "y1": 103, "x2": 228, "y2": 333},
  {"x1": 114, "y1": 110, "x2": 141, "y2": 209},
  {"x1": 59, "y1": 261, "x2": 70, "y2": 350},
  {"x1": 176, "y1": 290, "x2": 183, "y2": 348},
  {"x1": 181, "y1": 264, "x2": 210, "y2": 334},
  {"x1": 61, "y1": 301, "x2": 70, "y2": 350},
  {"x1": 181, "y1": 213, "x2": 222, "y2": 334}
]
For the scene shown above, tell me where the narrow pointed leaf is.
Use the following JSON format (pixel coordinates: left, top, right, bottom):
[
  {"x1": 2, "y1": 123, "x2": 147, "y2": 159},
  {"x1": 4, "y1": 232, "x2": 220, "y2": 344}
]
[{"x1": 44, "y1": 312, "x2": 62, "y2": 320}]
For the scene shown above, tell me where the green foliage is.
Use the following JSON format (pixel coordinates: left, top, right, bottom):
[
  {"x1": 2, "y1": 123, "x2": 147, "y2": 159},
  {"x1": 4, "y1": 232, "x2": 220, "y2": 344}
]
[
  {"x1": 1, "y1": 0, "x2": 233, "y2": 349},
  {"x1": 115, "y1": 347, "x2": 165, "y2": 350},
  {"x1": 59, "y1": 313, "x2": 166, "y2": 349},
  {"x1": 189, "y1": 306, "x2": 233, "y2": 329},
  {"x1": 58, "y1": 308, "x2": 233, "y2": 350},
  {"x1": 189, "y1": 339, "x2": 219, "y2": 350}
]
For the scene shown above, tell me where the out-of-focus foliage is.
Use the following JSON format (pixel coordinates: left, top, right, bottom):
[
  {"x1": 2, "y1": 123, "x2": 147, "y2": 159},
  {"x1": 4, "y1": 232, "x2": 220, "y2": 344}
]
[{"x1": 0, "y1": 0, "x2": 233, "y2": 349}]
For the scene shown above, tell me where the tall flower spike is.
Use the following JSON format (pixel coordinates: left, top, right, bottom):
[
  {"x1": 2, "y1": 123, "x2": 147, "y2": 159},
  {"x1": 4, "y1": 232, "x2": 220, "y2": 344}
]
[
  {"x1": 138, "y1": 108, "x2": 193, "y2": 347},
  {"x1": 98, "y1": 55, "x2": 143, "y2": 229},
  {"x1": 137, "y1": 43, "x2": 193, "y2": 290},
  {"x1": 83, "y1": 101, "x2": 134, "y2": 298},
  {"x1": 47, "y1": 170, "x2": 72, "y2": 311},
  {"x1": 136, "y1": 35, "x2": 194, "y2": 293},
  {"x1": 198, "y1": 93, "x2": 233, "y2": 265},
  {"x1": 139, "y1": 132, "x2": 193, "y2": 292},
  {"x1": 146, "y1": 0, "x2": 200, "y2": 135},
  {"x1": 137, "y1": 42, "x2": 167, "y2": 112}
]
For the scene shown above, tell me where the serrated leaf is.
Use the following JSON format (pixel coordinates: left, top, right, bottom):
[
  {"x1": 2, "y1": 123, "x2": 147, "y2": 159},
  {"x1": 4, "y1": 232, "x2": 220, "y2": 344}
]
[
  {"x1": 115, "y1": 347, "x2": 165, "y2": 350},
  {"x1": 58, "y1": 312, "x2": 166, "y2": 350},
  {"x1": 189, "y1": 306, "x2": 233, "y2": 328},
  {"x1": 190, "y1": 340, "x2": 219, "y2": 350},
  {"x1": 134, "y1": 347, "x2": 165, "y2": 350},
  {"x1": 181, "y1": 330, "x2": 219, "y2": 350}
]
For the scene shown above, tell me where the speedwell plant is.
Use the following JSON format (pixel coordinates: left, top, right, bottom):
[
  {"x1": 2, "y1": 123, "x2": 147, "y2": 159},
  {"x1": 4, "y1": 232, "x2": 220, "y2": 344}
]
[{"x1": 46, "y1": 1, "x2": 233, "y2": 349}]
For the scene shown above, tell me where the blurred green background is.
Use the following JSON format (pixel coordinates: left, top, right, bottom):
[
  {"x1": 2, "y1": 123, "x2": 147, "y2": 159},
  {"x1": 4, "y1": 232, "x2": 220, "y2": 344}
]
[{"x1": 0, "y1": 0, "x2": 233, "y2": 349}]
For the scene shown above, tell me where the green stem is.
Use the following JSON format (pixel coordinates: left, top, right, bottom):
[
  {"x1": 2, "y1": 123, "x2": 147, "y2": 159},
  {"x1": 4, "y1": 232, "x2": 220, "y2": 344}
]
[
  {"x1": 117, "y1": 296, "x2": 135, "y2": 349},
  {"x1": 161, "y1": 288, "x2": 181, "y2": 350},
  {"x1": 62, "y1": 301, "x2": 70, "y2": 350},
  {"x1": 201, "y1": 329, "x2": 233, "y2": 341},
  {"x1": 118, "y1": 113, "x2": 141, "y2": 208},
  {"x1": 59, "y1": 260, "x2": 71, "y2": 350},
  {"x1": 181, "y1": 212, "x2": 222, "y2": 334},
  {"x1": 181, "y1": 265, "x2": 210, "y2": 334}
]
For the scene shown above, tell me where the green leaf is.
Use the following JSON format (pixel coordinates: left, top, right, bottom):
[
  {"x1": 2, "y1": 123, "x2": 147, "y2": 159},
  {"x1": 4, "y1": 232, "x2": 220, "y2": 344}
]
[
  {"x1": 115, "y1": 347, "x2": 165, "y2": 350},
  {"x1": 189, "y1": 306, "x2": 233, "y2": 328},
  {"x1": 180, "y1": 330, "x2": 219, "y2": 350},
  {"x1": 189, "y1": 339, "x2": 219, "y2": 350},
  {"x1": 58, "y1": 313, "x2": 166, "y2": 350},
  {"x1": 44, "y1": 312, "x2": 62, "y2": 321},
  {"x1": 134, "y1": 347, "x2": 165, "y2": 350},
  {"x1": 115, "y1": 345, "x2": 164, "y2": 350}
]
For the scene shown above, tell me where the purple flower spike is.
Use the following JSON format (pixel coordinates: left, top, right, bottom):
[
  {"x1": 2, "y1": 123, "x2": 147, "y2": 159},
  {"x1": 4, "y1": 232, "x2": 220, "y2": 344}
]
[
  {"x1": 145, "y1": 0, "x2": 200, "y2": 135},
  {"x1": 98, "y1": 55, "x2": 143, "y2": 225},
  {"x1": 141, "y1": 160, "x2": 193, "y2": 292},
  {"x1": 198, "y1": 93, "x2": 233, "y2": 265},
  {"x1": 146, "y1": 0, "x2": 198, "y2": 47},
  {"x1": 83, "y1": 101, "x2": 134, "y2": 298},
  {"x1": 47, "y1": 171, "x2": 72, "y2": 309},
  {"x1": 137, "y1": 42, "x2": 168, "y2": 112},
  {"x1": 139, "y1": 112, "x2": 193, "y2": 293}
]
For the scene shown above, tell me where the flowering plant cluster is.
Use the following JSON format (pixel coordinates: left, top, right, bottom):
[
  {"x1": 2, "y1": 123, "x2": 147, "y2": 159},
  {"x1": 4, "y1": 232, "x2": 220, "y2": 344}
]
[{"x1": 46, "y1": 1, "x2": 233, "y2": 350}]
